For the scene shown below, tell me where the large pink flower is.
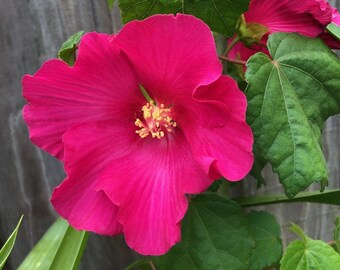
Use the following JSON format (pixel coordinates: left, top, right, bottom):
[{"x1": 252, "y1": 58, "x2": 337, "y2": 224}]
[
  {"x1": 22, "y1": 14, "x2": 253, "y2": 255},
  {"x1": 229, "y1": 0, "x2": 340, "y2": 62}
]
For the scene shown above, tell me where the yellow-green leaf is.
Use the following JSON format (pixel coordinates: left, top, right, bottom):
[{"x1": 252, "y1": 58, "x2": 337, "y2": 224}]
[
  {"x1": 0, "y1": 215, "x2": 23, "y2": 270},
  {"x1": 18, "y1": 218, "x2": 88, "y2": 270}
]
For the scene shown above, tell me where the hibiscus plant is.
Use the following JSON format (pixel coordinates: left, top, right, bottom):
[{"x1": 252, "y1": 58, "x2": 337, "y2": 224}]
[{"x1": 7, "y1": 0, "x2": 340, "y2": 269}]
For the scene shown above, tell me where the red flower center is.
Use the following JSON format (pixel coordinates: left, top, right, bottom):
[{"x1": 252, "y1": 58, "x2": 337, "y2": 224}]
[{"x1": 135, "y1": 101, "x2": 177, "y2": 139}]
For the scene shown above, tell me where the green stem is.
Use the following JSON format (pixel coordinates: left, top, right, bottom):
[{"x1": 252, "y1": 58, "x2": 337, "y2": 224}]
[
  {"x1": 218, "y1": 55, "x2": 246, "y2": 65},
  {"x1": 233, "y1": 189, "x2": 340, "y2": 207},
  {"x1": 223, "y1": 35, "x2": 240, "y2": 57}
]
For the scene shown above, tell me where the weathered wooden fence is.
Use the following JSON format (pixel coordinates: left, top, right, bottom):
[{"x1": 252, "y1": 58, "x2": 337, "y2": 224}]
[{"x1": 0, "y1": 1, "x2": 339, "y2": 269}]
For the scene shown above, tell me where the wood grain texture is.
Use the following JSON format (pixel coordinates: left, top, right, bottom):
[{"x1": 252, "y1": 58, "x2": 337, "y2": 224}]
[
  {"x1": 0, "y1": 0, "x2": 339, "y2": 269},
  {"x1": 0, "y1": 1, "x2": 139, "y2": 269}
]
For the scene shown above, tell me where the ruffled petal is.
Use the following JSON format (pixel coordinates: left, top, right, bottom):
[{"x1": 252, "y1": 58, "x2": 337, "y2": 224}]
[
  {"x1": 95, "y1": 131, "x2": 212, "y2": 255},
  {"x1": 114, "y1": 14, "x2": 222, "y2": 103},
  {"x1": 51, "y1": 120, "x2": 140, "y2": 235},
  {"x1": 307, "y1": 0, "x2": 334, "y2": 25},
  {"x1": 23, "y1": 32, "x2": 142, "y2": 160},
  {"x1": 332, "y1": 8, "x2": 340, "y2": 26},
  {"x1": 181, "y1": 76, "x2": 254, "y2": 180}
]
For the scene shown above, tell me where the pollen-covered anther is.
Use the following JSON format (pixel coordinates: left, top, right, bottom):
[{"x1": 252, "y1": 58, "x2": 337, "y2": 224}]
[{"x1": 135, "y1": 101, "x2": 176, "y2": 139}]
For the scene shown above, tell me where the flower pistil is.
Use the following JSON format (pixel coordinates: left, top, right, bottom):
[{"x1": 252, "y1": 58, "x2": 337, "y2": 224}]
[{"x1": 135, "y1": 101, "x2": 177, "y2": 139}]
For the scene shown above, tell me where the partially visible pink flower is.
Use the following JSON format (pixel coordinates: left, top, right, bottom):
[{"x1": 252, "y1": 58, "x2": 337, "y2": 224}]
[
  {"x1": 22, "y1": 14, "x2": 253, "y2": 255},
  {"x1": 227, "y1": 37, "x2": 270, "y2": 66},
  {"x1": 229, "y1": 0, "x2": 340, "y2": 63},
  {"x1": 244, "y1": 0, "x2": 332, "y2": 37},
  {"x1": 319, "y1": 6, "x2": 340, "y2": 48},
  {"x1": 332, "y1": 8, "x2": 340, "y2": 26}
]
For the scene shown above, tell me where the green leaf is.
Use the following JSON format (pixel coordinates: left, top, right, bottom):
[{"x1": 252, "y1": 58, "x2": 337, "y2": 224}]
[
  {"x1": 118, "y1": 0, "x2": 250, "y2": 36},
  {"x1": 333, "y1": 217, "x2": 340, "y2": 253},
  {"x1": 280, "y1": 223, "x2": 340, "y2": 270},
  {"x1": 235, "y1": 188, "x2": 340, "y2": 207},
  {"x1": 326, "y1": 23, "x2": 340, "y2": 40},
  {"x1": 0, "y1": 215, "x2": 23, "y2": 270},
  {"x1": 125, "y1": 258, "x2": 154, "y2": 270},
  {"x1": 153, "y1": 193, "x2": 255, "y2": 270},
  {"x1": 58, "y1": 31, "x2": 84, "y2": 66},
  {"x1": 18, "y1": 218, "x2": 88, "y2": 270},
  {"x1": 108, "y1": 0, "x2": 115, "y2": 9},
  {"x1": 247, "y1": 211, "x2": 282, "y2": 270},
  {"x1": 245, "y1": 33, "x2": 340, "y2": 198},
  {"x1": 249, "y1": 143, "x2": 267, "y2": 188}
]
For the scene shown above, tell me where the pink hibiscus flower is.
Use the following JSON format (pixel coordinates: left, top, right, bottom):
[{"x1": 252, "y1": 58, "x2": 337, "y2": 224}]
[
  {"x1": 229, "y1": 0, "x2": 340, "y2": 63},
  {"x1": 22, "y1": 14, "x2": 253, "y2": 255},
  {"x1": 332, "y1": 8, "x2": 340, "y2": 26}
]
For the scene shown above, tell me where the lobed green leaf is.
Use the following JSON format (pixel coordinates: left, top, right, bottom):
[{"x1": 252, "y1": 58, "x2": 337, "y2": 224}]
[
  {"x1": 245, "y1": 33, "x2": 340, "y2": 197},
  {"x1": 18, "y1": 218, "x2": 88, "y2": 270},
  {"x1": 0, "y1": 215, "x2": 23, "y2": 270},
  {"x1": 118, "y1": 0, "x2": 249, "y2": 36},
  {"x1": 153, "y1": 193, "x2": 255, "y2": 270},
  {"x1": 280, "y1": 224, "x2": 340, "y2": 270}
]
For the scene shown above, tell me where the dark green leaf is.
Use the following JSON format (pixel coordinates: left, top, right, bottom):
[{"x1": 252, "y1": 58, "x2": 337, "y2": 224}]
[
  {"x1": 153, "y1": 193, "x2": 255, "y2": 270},
  {"x1": 207, "y1": 179, "x2": 222, "y2": 192},
  {"x1": 108, "y1": 0, "x2": 115, "y2": 9},
  {"x1": 245, "y1": 33, "x2": 340, "y2": 198},
  {"x1": 118, "y1": 0, "x2": 181, "y2": 23},
  {"x1": 326, "y1": 23, "x2": 340, "y2": 40},
  {"x1": 235, "y1": 188, "x2": 340, "y2": 207},
  {"x1": 183, "y1": 0, "x2": 249, "y2": 35},
  {"x1": 0, "y1": 215, "x2": 23, "y2": 270},
  {"x1": 247, "y1": 211, "x2": 282, "y2": 270},
  {"x1": 58, "y1": 31, "x2": 84, "y2": 66},
  {"x1": 118, "y1": 0, "x2": 250, "y2": 36},
  {"x1": 280, "y1": 224, "x2": 340, "y2": 270},
  {"x1": 249, "y1": 143, "x2": 267, "y2": 188},
  {"x1": 18, "y1": 218, "x2": 88, "y2": 270}
]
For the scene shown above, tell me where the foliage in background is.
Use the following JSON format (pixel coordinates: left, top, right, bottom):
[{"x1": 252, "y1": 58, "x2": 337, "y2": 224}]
[
  {"x1": 58, "y1": 31, "x2": 84, "y2": 66},
  {"x1": 118, "y1": 0, "x2": 250, "y2": 36},
  {"x1": 108, "y1": 0, "x2": 115, "y2": 10}
]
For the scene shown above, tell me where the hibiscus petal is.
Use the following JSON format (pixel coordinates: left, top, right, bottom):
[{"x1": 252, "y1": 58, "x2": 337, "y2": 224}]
[
  {"x1": 114, "y1": 14, "x2": 222, "y2": 102},
  {"x1": 182, "y1": 76, "x2": 254, "y2": 181},
  {"x1": 228, "y1": 38, "x2": 270, "y2": 62},
  {"x1": 23, "y1": 32, "x2": 142, "y2": 160},
  {"x1": 51, "y1": 120, "x2": 140, "y2": 235},
  {"x1": 95, "y1": 131, "x2": 212, "y2": 255},
  {"x1": 245, "y1": 0, "x2": 331, "y2": 37}
]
